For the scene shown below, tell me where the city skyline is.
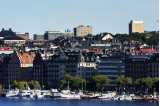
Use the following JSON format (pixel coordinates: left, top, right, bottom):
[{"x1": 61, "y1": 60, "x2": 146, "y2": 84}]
[{"x1": 0, "y1": 0, "x2": 158, "y2": 34}]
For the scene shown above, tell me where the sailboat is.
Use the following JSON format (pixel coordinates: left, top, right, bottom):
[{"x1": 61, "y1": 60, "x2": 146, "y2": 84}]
[
  {"x1": 60, "y1": 81, "x2": 81, "y2": 99},
  {"x1": 5, "y1": 82, "x2": 19, "y2": 98}
]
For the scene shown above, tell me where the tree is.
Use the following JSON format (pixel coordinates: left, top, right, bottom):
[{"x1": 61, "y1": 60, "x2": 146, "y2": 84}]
[
  {"x1": 116, "y1": 75, "x2": 126, "y2": 87},
  {"x1": 0, "y1": 84, "x2": 2, "y2": 95},
  {"x1": 28, "y1": 80, "x2": 41, "y2": 89},
  {"x1": 59, "y1": 73, "x2": 85, "y2": 90},
  {"x1": 16, "y1": 81, "x2": 28, "y2": 90},
  {"x1": 152, "y1": 77, "x2": 159, "y2": 92},
  {"x1": 92, "y1": 75, "x2": 109, "y2": 91},
  {"x1": 134, "y1": 77, "x2": 156, "y2": 94},
  {"x1": 116, "y1": 75, "x2": 133, "y2": 93},
  {"x1": 143, "y1": 77, "x2": 154, "y2": 89},
  {"x1": 12, "y1": 80, "x2": 18, "y2": 89},
  {"x1": 125, "y1": 77, "x2": 133, "y2": 86}
]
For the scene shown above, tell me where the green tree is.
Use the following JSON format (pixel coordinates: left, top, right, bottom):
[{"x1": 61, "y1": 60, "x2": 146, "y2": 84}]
[
  {"x1": 116, "y1": 75, "x2": 126, "y2": 87},
  {"x1": 0, "y1": 84, "x2": 2, "y2": 95},
  {"x1": 92, "y1": 75, "x2": 109, "y2": 91},
  {"x1": 152, "y1": 77, "x2": 159, "y2": 92},
  {"x1": 116, "y1": 75, "x2": 133, "y2": 92},
  {"x1": 28, "y1": 80, "x2": 41, "y2": 89},
  {"x1": 59, "y1": 73, "x2": 85, "y2": 90},
  {"x1": 16, "y1": 81, "x2": 28, "y2": 90},
  {"x1": 126, "y1": 77, "x2": 133, "y2": 86},
  {"x1": 12, "y1": 80, "x2": 18, "y2": 89}
]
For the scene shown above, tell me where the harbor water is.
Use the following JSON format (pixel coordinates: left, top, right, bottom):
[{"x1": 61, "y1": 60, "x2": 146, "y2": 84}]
[{"x1": 0, "y1": 98, "x2": 158, "y2": 106}]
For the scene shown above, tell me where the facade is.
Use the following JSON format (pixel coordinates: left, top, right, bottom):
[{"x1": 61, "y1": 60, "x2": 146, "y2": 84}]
[
  {"x1": 125, "y1": 53, "x2": 159, "y2": 79},
  {"x1": 33, "y1": 34, "x2": 44, "y2": 41},
  {"x1": 0, "y1": 52, "x2": 35, "y2": 89},
  {"x1": 64, "y1": 50, "x2": 81, "y2": 75},
  {"x1": 78, "y1": 52, "x2": 97, "y2": 79},
  {"x1": 0, "y1": 28, "x2": 26, "y2": 45},
  {"x1": 97, "y1": 53, "x2": 125, "y2": 86},
  {"x1": 44, "y1": 31, "x2": 65, "y2": 40},
  {"x1": 129, "y1": 20, "x2": 144, "y2": 34},
  {"x1": 74, "y1": 25, "x2": 92, "y2": 37},
  {"x1": 45, "y1": 54, "x2": 66, "y2": 88},
  {"x1": 16, "y1": 32, "x2": 30, "y2": 40}
]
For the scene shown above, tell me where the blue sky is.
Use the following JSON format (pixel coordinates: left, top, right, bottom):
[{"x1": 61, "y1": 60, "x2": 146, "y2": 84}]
[{"x1": 0, "y1": 0, "x2": 158, "y2": 34}]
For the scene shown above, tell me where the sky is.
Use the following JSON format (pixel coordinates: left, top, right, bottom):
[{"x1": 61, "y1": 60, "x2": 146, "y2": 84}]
[{"x1": 0, "y1": 0, "x2": 158, "y2": 35}]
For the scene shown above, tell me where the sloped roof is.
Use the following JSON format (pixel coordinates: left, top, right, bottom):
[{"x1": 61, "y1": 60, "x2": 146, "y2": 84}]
[
  {"x1": 102, "y1": 34, "x2": 113, "y2": 40},
  {"x1": 17, "y1": 52, "x2": 35, "y2": 68}
]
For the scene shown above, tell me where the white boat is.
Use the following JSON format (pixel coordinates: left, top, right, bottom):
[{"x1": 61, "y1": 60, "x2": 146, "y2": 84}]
[
  {"x1": 60, "y1": 90, "x2": 81, "y2": 99},
  {"x1": 35, "y1": 90, "x2": 44, "y2": 99},
  {"x1": 115, "y1": 95, "x2": 132, "y2": 101},
  {"x1": 51, "y1": 89, "x2": 61, "y2": 98},
  {"x1": 6, "y1": 90, "x2": 19, "y2": 98},
  {"x1": 98, "y1": 92, "x2": 116, "y2": 100},
  {"x1": 41, "y1": 90, "x2": 52, "y2": 98},
  {"x1": 19, "y1": 90, "x2": 31, "y2": 98}
]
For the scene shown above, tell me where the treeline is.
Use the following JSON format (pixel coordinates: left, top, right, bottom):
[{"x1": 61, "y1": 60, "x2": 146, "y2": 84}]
[
  {"x1": 59, "y1": 74, "x2": 159, "y2": 94},
  {"x1": 114, "y1": 31, "x2": 159, "y2": 45},
  {"x1": 12, "y1": 80, "x2": 41, "y2": 90}
]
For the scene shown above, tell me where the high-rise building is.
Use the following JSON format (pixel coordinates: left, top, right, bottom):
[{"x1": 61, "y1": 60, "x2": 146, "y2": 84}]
[
  {"x1": 74, "y1": 25, "x2": 92, "y2": 37},
  {"x1": 129, "y1": 20, "x2": 144, "y2": 34}
]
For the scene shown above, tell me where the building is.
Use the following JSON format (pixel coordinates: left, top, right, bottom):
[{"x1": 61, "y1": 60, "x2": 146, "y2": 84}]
[
  {"x1": 33, "y1": 34, "x2": 44, "y2": 41},
  {"x1": 33, "y1": 52, "x2": 46, "y2": 88},
  {"x1": 78, "y1": 52, "x2": 97, "y2": 79},
  {"x1": 64, "y1": 50, "x2": 81, "y2": 75},
  {"x1": 0, "y1": 47, "x2": 14, "y2": 54},
  {"x1": 0, "y1": 28, "x2": 26, "y2": 46},
  {"x1": 32, "y1": 49, "x2": 82, "y2": 88},
  {"x1": 74, "y1": 25, "x2": 92, "y2": 37},
  {"x1": 97, "y1": 52, "x2": 125, "y2": 87},
  {"x1": 45, "y1": 53, "x2": 66, "y2": 88},
  {"x1": 129, "y1": 20, "x2": 144, "y2": 35},
  {"x1": 125, "y1": 53, "x2": 159, "y2": 79},
  {"x1": 16, "y1": 32, "x2": 30, "y2": 40},
  {"x1": 44, "y1": 31, "x2": 66, "y2": 40},
  {"x1": 0, "y1": 52, "x2": 35, "y2": 89}
]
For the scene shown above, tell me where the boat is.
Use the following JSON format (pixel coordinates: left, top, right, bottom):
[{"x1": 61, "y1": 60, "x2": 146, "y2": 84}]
[
  {"x1": 60, "y1": 90, "x2": 81, "y2": 99},
  {"x1": 113, "y1": 94, "x2": 132, "y2": 101},
  {"x1": 34, "y1": 90, "x2": 44, "y2": 99},
  {"x1": 5, "y1": 89, "x2": 19, "y2": 98},
  {"x1": 41, "y1": 90, "x2": 52, "y2": 98},
  {"x1": 51, "y1": 89, "x2": 61, "y2": 98},
  {"x1": 81, "y1": 92, "x2": 100, "y2": 99},
  {"x1": 98, "y1": 91, "x2": 116, "y2": 100},
  {"x1": 18, "y1": 90, "x2": 31, "y2": 99}
]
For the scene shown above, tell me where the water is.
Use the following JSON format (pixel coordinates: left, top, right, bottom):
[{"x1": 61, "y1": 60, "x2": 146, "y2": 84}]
[{"x1": 0, "y1": 98, "x2": 158, "y2": 106}]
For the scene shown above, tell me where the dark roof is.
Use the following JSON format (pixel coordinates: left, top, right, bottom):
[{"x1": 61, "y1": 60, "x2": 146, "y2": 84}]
[{"x1": 4, "y1": 36, "x2": 25, "y2": 40}]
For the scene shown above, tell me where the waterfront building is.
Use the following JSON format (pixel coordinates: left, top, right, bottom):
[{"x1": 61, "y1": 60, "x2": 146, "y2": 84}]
[
  {"x1": 45, "y1": 53, "x2": 66, "y2": 88},
  {"x1": 78, "y1": 52, "x2": 97, "y2": 79},
  {"x1": 64, "y1": 50, "x2": 81, "y2": 75},
  {"x1": 74, "y1": 25, "x2": 92, "y2": 37},
  {"x1": 32, "y1": 49, "x2": 81, "y2": 88},
  {"x1": 0, "y1": 51, "x2": 35, "y2": 89},
  {"x1": 97, "y1": 52, "x2": 125, "y2": 87},
  {"x1": 129, "y1": 20, "x2": 144, "y2": 34},
  {"x1": 125, "y1": 53, "x2": 159, "y2": 79},
  {"x1": 33, "y1": 52, "x2": 46, "y2": 88}
]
